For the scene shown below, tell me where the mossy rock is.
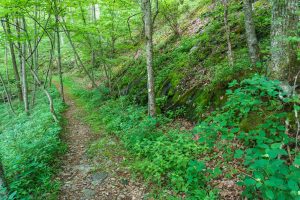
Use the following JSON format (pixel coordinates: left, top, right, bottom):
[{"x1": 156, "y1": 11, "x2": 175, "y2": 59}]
[{"x1": 239, "y1": 112, "x2": 264, "y2": 132}]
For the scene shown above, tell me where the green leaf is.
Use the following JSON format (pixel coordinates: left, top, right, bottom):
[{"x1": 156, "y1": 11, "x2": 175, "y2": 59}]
[
  {"x1": 234, "y1": 149, "x2": 244, "y2": 159},
  {"x1": 226, "y1": 89, "x2": 233, "y2": 95},
  {"x1": 294, "y1": 157, "x2": 300, "y2": 166},
  {"x1": 288, "y1": 180, "x2": 299, "y2": 191},
  {"x1": 271, "y1": 143, "x2": 282, "y2": 149},
  {"x1": 266, "y1": 148, "x2": 287, "y2": 159},
  {"x1": 244, "y1": 178, "x2": 256, "y2": 186},
  {"x1": 212, "y1": 167, "x2": 222, "y2": 177},
  {"x1": 231, "y1": 127, "x2": 240, "y2": 134},
  {"x1": 266, "y1": 189, "x2": 274, "y2": 199},
  {"x1": 265, "y1": 177, "x2": 285, "y2": 189},
  {"x1": 229, "y1": 80, "x2": 238, "y2": 88}
]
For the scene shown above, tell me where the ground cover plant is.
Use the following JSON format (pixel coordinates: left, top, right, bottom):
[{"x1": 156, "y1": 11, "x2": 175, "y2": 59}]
[
  {"x1": 64, "y1": 74, "x2": 300, "y2": 199},
  {"x1": 0, "y1": 89, "x2": 65, "y2": 199}
]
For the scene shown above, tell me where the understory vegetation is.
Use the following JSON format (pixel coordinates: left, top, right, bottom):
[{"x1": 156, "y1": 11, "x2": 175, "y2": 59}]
[
  {"x1": 0, "y1": 0, "x2": 299, "y2": 199},
  {"x1": 0, "y1": 89, "x2": 65, "y2": 199},
  {"x1": 64, "y1": 74, "x2": 300, "y2": 199}
]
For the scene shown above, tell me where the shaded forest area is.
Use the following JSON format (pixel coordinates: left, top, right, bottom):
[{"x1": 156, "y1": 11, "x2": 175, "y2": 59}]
[{"x1": 0, "y1": 0, "x2": 299, "y2": 199}]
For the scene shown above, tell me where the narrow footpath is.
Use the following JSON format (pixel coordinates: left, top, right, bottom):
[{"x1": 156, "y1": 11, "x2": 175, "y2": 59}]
[{"x1": 57, "y1": 90, "x2": 146, "y2": 200}]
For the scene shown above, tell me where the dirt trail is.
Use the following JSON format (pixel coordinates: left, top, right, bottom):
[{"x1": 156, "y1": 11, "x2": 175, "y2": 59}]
[{"x1": 57, "y1": 92, "x2": 146, "y2": 200}]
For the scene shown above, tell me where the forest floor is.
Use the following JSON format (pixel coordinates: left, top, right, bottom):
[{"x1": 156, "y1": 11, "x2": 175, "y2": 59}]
[{"x1": 56, "y1": 85, "x2": 147, "y2": 200}]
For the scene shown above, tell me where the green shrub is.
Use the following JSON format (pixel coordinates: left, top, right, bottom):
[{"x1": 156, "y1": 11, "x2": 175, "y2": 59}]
[
  {"x1": 0, "y1": 88, "x2": 65, "y2": 199},
  {"x1": 194, "y1": 75, "x2": 300, "y2": 199}
]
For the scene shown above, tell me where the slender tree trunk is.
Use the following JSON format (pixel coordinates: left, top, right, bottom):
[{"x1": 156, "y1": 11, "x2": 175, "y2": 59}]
[
  {"x1": 55, "y1": 12, "x2": 65, "y2": 102},
  {"x1": 91, "y1": 5, "x2": 96, "y2": 70},
  {"x1": 45, "y1": 32, "x2": 56, "y2": 88},
  {"x1": 15, "y1": 19, "x2": 22, "y2": 78},
  {"x1": 80, "y1": 4, "x2": 96, "y2": 83},
  {"x1": 21, "y1": 18, "x2": 29, "y2": 114},
  {"x1": 142, "y1": 0, "x2": 156, "y2": 117},
  {"x1": 2, "y1": 17, "x2": 23, "y2": 101},
  {"x1": 0, "y1": 72, "x2": 15, "y2": 115},
  {"x1": 243, "y1": 0, "x2": 259, "y2": 65},
  {"x1": 222, "y1": 0, "x2": 234, "y2": 66},
  {"x1": 270, "y1": 0, "x2": 299, "y2": 81},
  {"x1": 60, "y1": 24, "x2": 64, "y2": 46},
  {"x1": 0, "y1": 44, "x2": 15, "y2": 114},
  {"x1": 44, "y1": 33, "x2": 55, "y2": 88},
  {"x1": 30, "y1": 68, "x2": 58, "y2": 122},
  {"x1": 61, "y1": 19, "x2": 97, "y2": 88},
  {"x1": 102, "y1": 63, "x2": 112, "y2": 91},
  {"x1": 4, "y1": 43, "x2": 13, "y2": 103},
  {"x1": 48, "y1": 34, "x2": 55, "y2": 88},
  {"x1": 5, "y1": 43, "x2": 9, "y2": 83},
  {"x1": 32, "y1": 4, "x2": 39, "y2": 106},
  {"x1": 91, "y1": 4, "x2": 102, "y2": 83}
]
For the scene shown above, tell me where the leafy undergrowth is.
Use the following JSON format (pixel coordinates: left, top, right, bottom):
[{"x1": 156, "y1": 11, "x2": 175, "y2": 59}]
[
  {"x1": 65, "y1": 74, "x2": 300, "y2": 200},
  {"x1": 0, "y1": 88, "x2": 65, "y2": 199},
  {"x1": 63, "y1": 77, "x2": 218, "y2": 199},
  {"x1": 195, "y1": 75, "x2": 300, "y2": 200}
]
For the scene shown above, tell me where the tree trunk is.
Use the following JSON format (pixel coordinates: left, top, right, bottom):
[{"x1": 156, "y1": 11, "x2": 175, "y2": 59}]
[
  {"x1": 91, "y1": 4, "x2": 97, "y2": 71},
  {"x1": 15, "y1": 19, "x2": 22, "y2": 79},
  {"x1": 243, "y1": 0, "x2": 260, "y2": 65},
  {"x1": 80, "y1": 4, "x2": 96, "y2": 83},
  {"x1": 222, "y1": 0, "x2": 234, "y2": 66},
  {"x1": 2, "y1": 17, "x2": 23, "y2": 101},
  {"x1": 30, "y1": 68, "x2": 58, "y2": 122},
  {"x1": 21, "y1": 18, "x2": 29, "y2": 114},
  {"x1": 61, "y1": 18, "x2": 97, "y2": 88},
  {"x1": 270, "y1": 0, "x2": 299, "y2": 81},
  {"x1": 32, "y1": 4, "x2": 39, "y2": 106},
  {"x1": 103, "y1": 63, "x2": 112, "y2": 91},
  {"x1": 44, "y1": 33, "x2": 55, "y2": 88},
  {"x1": 142, "y1": 0, "x2": 156, "y2": 117},
  {"x1": 55, "y1": 6, "x2": 65, "y2": 102},
  {"x1": 0, "y1": 72, "x2": 15, "y2": 115}
]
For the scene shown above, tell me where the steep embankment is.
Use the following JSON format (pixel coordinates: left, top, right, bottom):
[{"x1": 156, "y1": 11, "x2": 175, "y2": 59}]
[{"x1": 112, "y1": 0, "x2": 271, "y2": 119}]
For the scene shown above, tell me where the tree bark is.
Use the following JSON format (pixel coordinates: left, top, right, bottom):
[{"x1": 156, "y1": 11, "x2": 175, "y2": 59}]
[
  {"x1": 270, "y1": 0, "x2": 299, "y2": 81},
  {"x1": 61, "y1": 18, "x2": 98, "y2": 88},
  {"x1": 44, "y1": 33, "x2": 55, "y2": 88},
  {"x1": 15, "y1": 19, "x2": 22, "y2": 79},
  {"x1": 2, "y1": 16, "x2": 23, "y2": 101},
  {"x1": 21, "y1": 18, "x2": 29, "y2": 114},
  {"x1": 91, "y1": 4, "x2": 97, "y2": 71},
  {"x1": 56, "y1": 17, "x2": 65, "y2": 102},
  {"x1": 80, "y1": 4, "x2": 96, "y2": 83},
  {"x1": 30, "y1": 68, "x2": 58, "y2": 122},
  {"x1": 0, "y1": 72, "x2": 15, "y2": 115},
  {"x1": 32, "y1": 4, "x2": 39, "y2": 106},
  {"x1": 142, "y1": 0, "x2": 156, "y2": 117},
  {"x1": 54, "y1": 0, "x2": 65, "y2": 103},
  {"x1": 243, "y1": 0, "x2": 260, "y2": 65},
  {"x1": 222, "y1": 0, "x2": 234, "y2": 66}
]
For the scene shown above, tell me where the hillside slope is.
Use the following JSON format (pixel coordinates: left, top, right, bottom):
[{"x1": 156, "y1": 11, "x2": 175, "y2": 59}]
[{"x1": 110, "y1": 0, "x2": 271, "y2": 120}]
